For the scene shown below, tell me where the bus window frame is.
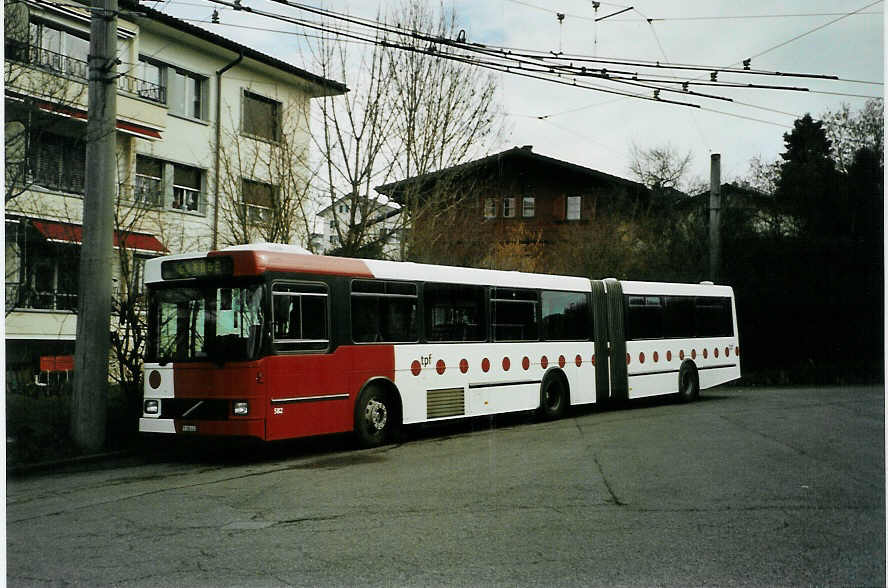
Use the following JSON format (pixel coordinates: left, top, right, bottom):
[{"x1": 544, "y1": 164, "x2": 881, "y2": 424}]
[
  {"x1": 349, "y1": 278, "x2": 420, "y2": 345},
  {"x1": 490, "y1": 287, "x2": 540, "y2": 343},
  {"x1": 421, "y1": 281, "x2": 488, "y2": 344},
  {"x1": 540, "y1": 289, "x2": 592, "y2": 342},
  {"x1": 270, "y1": 279, "x2": 332, "y2": 354}
]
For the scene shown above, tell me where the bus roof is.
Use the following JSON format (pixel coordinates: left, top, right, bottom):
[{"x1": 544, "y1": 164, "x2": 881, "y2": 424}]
[
  {"x1": 144, "y1": 246, "x2": 732, "y2": 295},
  {"x1": 144, "y1": 246, "x2": 591, "y2": 291}
]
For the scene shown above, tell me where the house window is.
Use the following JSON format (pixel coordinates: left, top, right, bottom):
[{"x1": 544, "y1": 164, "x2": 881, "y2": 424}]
[
  {"x1": 137, "y1": 57, "x2": 205, "y2": 116},
  {"x1": 484, "y1": 198, "x2": 497, "y2": 219},
  {"x1": 242, "y1": 91, "x2": 281, "y2": 141},
  {"x1": 136, "y1": 57, "x2": 165, "y2": 103},
  {"x1": 28, "y1": 20, "x2": 90, "y2": 79},
  {"x1": 502, "y1": 197, "x2": 516, "y2": 218},
  {"x1": 329, "y1": 219, "x2": 338, "y2": 230},
  {"x1": 172, "y1": 164, "x2": 202, "y2": 212},
  {"x1": 135, "y1": 155, "x2": 163, "y2": 207},
  {"x1": 30, "y1": 129, "x2": 85, "y2": 194},
  {"x1": 566, "y1": 196, "x2": 582, "y2": 220},
  {"x1": 523, "y1": 196, "x2": 535, "y2": 218},
  {"x1": 8, "y1": 224, "x2": 79, "y2": 311},
  {"x1": 242, "y1": 178, "x2": 275, "y2": 223},
  {"x1": 168, "y1": 68, "x2": 205, "y2": 119}
]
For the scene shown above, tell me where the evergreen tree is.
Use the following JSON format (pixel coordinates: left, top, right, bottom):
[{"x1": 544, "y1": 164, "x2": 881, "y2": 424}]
[{"x1": 775, "y1": 114, "x2": 842, "y2": 236}]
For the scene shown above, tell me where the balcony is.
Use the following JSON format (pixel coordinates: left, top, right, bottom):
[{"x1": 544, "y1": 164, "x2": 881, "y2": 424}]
[
  {"x1": 7, "y1": 42, "x2": 165, "y2": 103},
  {"x1": 6, "y1": 41, "x2": 168, "y2": 130}
]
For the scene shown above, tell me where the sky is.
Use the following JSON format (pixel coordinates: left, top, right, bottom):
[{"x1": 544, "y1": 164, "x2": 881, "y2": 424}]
[{"x1": 156, "y1": 0, "x2": 884, "y2": 187}]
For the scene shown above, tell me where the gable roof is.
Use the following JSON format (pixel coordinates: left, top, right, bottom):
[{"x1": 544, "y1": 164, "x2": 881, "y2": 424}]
[
  {"x1": 122, "y1": 0, "x2": 347, "y2": 97},
  {"x1": 375, "y1": 145, "x2": 646, "y2": 203}
]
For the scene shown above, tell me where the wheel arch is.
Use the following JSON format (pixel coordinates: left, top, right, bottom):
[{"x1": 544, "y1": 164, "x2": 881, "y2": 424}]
[
  {"x1": 355, "y1": 376, "x2": 403, "y2": 427},
  {"x1": 540, "y1": 367, "x2": 571, "y2": 406}
]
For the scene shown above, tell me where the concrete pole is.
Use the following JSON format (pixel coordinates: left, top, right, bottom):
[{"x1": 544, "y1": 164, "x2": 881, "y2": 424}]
[
  {"x1": 71, "y1": 0, "x2": 118, "y2": 451},
  {"x1": 709, "y1": 153, "x2": 722, "y2": 283}
]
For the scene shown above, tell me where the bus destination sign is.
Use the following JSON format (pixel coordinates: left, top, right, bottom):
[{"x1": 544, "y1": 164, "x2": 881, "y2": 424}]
[{"x1": 161, "y1": 256, "x2": 234, "y2": 280}]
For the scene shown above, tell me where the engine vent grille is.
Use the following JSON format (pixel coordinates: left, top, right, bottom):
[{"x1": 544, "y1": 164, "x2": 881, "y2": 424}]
[{"x1": 427, "y1": 387, "x2": 465, "y2": 419}]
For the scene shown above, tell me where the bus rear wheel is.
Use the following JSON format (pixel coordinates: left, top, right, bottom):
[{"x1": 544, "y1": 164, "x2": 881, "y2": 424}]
[
  {"x1": 677, "y1": 362, "x2": 699, "y2": 403},
  {"x1": 540, "y1": 374, "x2": 568, "y2": 420},
  {"x1": 354, "y1": 385, "x2": 395, "y2": 448}
]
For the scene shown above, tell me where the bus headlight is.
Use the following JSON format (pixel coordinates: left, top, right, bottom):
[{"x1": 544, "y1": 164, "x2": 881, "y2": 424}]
[
  {"x1": 144, "y1": 399, "x2": 160, "y2": 415},
  {"x1": 233, "y1": 401, "x2": 249, "y2": 416}
]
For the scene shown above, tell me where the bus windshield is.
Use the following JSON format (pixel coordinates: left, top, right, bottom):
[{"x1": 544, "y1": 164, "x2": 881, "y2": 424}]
[{"x1": 148, "y1": 282, "x2": 266, "y2": 363}]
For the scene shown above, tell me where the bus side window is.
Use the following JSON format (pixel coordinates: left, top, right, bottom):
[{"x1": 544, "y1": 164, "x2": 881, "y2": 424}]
[
  {"x1": 541, "y1": 290, "x2": 590, "y2": 340},
  {"x1": 491, "y1": 288, "x2": 538, "y2": 342},
  {"x1": 272, "y1": 283, "x2": 329, "y2": 352},
  {"x1": 624, "y1": 294, "x2": 663, "y2": 340},
  {"x1": 424, "y1": 283, "x2": 486, "y2": 342},
  {"x1": 663, "y1": 296, "x2": 694, "y2": 339},
  {"x1": 695, "y1": 296, "x2": 733, "y2": 337},
  {"x1": 351, "y1": 280, "x2": 418, "y2": 343}
]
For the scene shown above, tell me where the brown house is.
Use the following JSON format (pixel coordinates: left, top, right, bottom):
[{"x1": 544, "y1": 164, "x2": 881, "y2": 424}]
[{"x1": 375, "y1": 145, "x2": 650, "y2": 270}]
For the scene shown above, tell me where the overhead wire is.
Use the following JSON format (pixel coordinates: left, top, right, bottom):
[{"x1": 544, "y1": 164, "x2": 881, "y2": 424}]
[{"x1": 160, "y1": 0, "x2": 876, "y2": 126}]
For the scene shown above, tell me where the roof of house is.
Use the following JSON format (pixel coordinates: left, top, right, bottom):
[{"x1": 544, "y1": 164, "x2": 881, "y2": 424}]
[
  {"x1": 375, "y1": 145, "x2": 647, "y2": 203},
  {"x1": 679, "y1": 182, "x2": 774, "y2": 211},
  {"x1": 316, "y1": 194, "x2": 401, "y2": 217},
  {"x1": 121, "y1": 0, "x2": 347, "y2": 96}
]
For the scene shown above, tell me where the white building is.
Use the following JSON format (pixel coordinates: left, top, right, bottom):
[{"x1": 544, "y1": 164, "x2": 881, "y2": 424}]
[
  {"x1": 4, "y1": 0, "x2": 345, "y2": 390},
  {"x1": 312, "y1": 195, "x2": 402, "y2": 260}
]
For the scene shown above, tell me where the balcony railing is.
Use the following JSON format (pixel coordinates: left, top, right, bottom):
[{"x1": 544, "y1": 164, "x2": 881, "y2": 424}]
[
  {"x1": 8, "y1": 283, "x2": 78, "y2": 312},
  {"x1": 6, "y1": 41, "x2": 166, "y2": 104}
]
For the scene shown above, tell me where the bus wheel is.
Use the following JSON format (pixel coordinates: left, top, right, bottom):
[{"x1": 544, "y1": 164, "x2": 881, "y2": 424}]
[
  {"x1": 540, "y1": 374, "x2": 568, "y2": 420},
  {"x1": 677, "y1": 362, "x2": 699, "y2": 403},
  {"x1": 355, "y1": 385, "x2": 394, "y2": 448}
]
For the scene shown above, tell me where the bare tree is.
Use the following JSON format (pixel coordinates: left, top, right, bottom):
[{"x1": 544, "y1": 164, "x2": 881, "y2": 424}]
[
  {"x1": 309, "y1": 0, "x2": 504, "y2": 259},
  {"x1": 5, "y1": 0, "x2": 90, "y2": 204},
  {"x1": 822, "y1": 98, "x2": 884, "y2": 173},
  {"x1": 217, "y1": 99, "x2": 315, "y2": 246},
  {"x1": 629, "y1": 143, "x2": 693, "y2": 195}
]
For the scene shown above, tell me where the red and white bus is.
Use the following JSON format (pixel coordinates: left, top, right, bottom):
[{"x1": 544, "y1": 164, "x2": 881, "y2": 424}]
[{"x1": 139, "y1": 244, "x2": 740, "y2": 447}]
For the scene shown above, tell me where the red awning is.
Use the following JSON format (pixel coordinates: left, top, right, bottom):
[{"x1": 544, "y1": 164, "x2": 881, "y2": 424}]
[
  {"x1": 32, "y1": 220, "x2": 166, "y2": 253},
  {"x1": 35, "y1": 101, "x2": 163, "y2": 141}
]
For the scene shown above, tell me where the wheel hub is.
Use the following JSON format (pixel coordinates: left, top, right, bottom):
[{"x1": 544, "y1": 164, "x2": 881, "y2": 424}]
[{"x1": 365, "y1": 399, "x2": 388, "y2": 431}]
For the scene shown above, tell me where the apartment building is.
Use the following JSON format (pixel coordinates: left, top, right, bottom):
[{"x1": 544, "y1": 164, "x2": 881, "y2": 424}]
[
  {"x1": 311, "y1": 195, "x2": 402, "y2": 260},
  {"x1": 4, "y1": 0, "x2": 345, "y2": 390}
]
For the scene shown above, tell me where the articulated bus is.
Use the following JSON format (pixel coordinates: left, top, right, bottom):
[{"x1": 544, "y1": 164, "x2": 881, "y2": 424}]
[{"x1": 139, "y1": 244, "x2": 740, "y2": 447}]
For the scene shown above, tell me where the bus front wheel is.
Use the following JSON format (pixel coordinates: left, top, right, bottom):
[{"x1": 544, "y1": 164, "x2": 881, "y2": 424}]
[
  {"x1": 355, "y1": 385, "x2": 395, "y2": 448},
  {"x1": 677, "y1": 362, "x2": 699, "y2": 403}
]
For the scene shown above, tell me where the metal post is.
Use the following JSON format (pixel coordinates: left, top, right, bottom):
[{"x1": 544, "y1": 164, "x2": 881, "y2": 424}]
[
  {"x1": 71, "y1": 0, "x2": 117, "y2": 451},
  {"x1": 709, "y1": 153, "x2": 721, "y2": 283}
]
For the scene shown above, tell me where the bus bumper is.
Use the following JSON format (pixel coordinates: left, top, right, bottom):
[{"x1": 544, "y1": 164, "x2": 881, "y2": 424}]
[{"x1": 139, "y1": 418, "x2": 265, "y2": 439}]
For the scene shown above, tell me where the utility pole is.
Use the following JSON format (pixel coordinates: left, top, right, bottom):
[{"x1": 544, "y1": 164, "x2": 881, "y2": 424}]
[
  {"x1": 71, "y1": 0, "x2": 118, "y2": 451},
  {"x1": 709, "y1": 153, "x2": 722, "y2": 283}
]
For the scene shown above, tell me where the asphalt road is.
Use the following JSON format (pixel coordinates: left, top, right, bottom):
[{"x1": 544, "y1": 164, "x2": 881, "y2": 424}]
[{"x1": 6, "y1": 385, "x2": 885, "y2": 587}]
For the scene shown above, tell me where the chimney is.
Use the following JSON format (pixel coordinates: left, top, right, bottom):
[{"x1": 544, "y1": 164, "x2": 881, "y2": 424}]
[{"x1": 520, "y1": 145, "x2": 533, "y2": 151}]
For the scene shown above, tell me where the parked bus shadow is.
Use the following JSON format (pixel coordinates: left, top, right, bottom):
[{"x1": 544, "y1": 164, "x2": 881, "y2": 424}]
[{"x1": 137, "y1": 393, "x2": 733, "y2": 467}]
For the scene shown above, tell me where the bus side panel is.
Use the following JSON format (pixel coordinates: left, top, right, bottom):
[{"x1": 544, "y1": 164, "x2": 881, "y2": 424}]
[
  {"x1": 624, "y1": 338, "x2": 740, "y2": 399},
  {"x1": 394, "y1": 342, "x2": 599, "y2": 425},
  {"x1": 264, "y1": 346, "x2": 393, "y2": 441}
]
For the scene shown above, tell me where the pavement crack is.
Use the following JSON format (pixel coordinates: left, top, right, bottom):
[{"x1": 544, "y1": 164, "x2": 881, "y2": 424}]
[{"x1": 593, "y1": 454, "x2": 626, "y2": 506}]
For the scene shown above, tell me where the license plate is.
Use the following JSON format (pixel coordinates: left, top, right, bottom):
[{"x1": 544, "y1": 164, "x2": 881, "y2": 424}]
[{"x1": 182, "y1": 424, "x2": 198, "y2": 433}]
